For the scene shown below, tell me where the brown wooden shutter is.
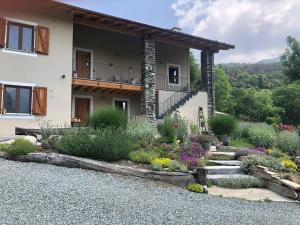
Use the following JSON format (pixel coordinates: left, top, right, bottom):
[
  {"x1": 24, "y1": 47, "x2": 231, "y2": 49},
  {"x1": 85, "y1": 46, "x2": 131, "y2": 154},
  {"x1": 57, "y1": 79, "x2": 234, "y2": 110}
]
[
  {"x1": 32, "y1": 87, "x2": 47, "y2": 116},
  {"x1": 0, "y1": 84, "x2": 3, "y2": 113},
  {"x1": 35, "y1": 26, "x2": 49, "y2": 55},
  {"x1": 0, "y1": 18, "x2": 6, "y2": 48}
]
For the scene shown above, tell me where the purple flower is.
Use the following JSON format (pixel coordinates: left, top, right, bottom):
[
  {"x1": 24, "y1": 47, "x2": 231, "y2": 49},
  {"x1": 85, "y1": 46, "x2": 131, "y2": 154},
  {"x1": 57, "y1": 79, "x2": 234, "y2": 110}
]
[{"x1": 234, "y1": 147, "x2": 267, "y2": 160}]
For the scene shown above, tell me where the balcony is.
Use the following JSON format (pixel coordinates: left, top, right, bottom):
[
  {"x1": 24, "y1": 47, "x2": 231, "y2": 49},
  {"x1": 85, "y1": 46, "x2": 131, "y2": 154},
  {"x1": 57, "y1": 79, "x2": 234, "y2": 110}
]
[
  {"x1": 72, "y1": 61, "x2": 142, "y2": 96},
  {"x1": 72, "y1": 60, "x2": 190, "y2": 94}
]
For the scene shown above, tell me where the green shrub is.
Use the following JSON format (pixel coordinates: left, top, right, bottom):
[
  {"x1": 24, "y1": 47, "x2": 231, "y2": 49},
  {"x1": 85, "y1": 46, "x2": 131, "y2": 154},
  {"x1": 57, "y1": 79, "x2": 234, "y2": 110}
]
[
  {"x1": 0, "y1": 143, "x2": 10, "y2": 151},
  {"x1": 270, "y1": 148, "x2": 289, "y2": 159},
  {"x1": 209, "y1": 115, "x2": 237, "y2": 136},
  {"x1": 128, "y1": 150, "x2": 159, "y2": 164},
  {"x1": 127, "y1": 118, "x2": 158, "y2": 144},
  {"x1": 58, "y1": 129, "x2": 95, "y2": 158},
  {"x1": 168, "y1": 160, "x2": 188, "y2": 172},
  {"x1": 88, "y1": 108, "x2": 127, "y2": 130},
  {"x1": 157, "y1": 114, "x2": 188, "y2": 143},
  {"x1": 248, "y1": 124, "x2": 277, "y2": 148},
  {"x1": 241, "y1": 155, "x2": 286, "y2": 174},
  {"x1": 186, "y1": 183, "x2": 204, "y2": 193},
  {"x1": 233, "y1": 121, "x2": 255, "y2": 139},
  {"x1": 91, "y1": 129, "x2": 134, "y2": 162},
  {"x1": 58, "y1": 128, "x2": 134, "y2": 162},
  {"x1": 212, "y1": 177, "x2": 264, "y2": 189},
  {"x1": 276, "y1": 131, "x2": 300, "y2": 155},
  {"x1": 7, "y1": 139, "x2": 38, "y2": 155}
]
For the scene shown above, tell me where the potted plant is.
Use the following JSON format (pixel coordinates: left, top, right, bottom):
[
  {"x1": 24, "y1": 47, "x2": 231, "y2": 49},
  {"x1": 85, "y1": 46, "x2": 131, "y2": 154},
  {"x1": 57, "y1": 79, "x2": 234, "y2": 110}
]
[
  {"x1": 197, "y1": 134, "x2": 217, "y2": 151},
  {"x1": 208, "y1": 115, "x2": 237, "y2": 146}
]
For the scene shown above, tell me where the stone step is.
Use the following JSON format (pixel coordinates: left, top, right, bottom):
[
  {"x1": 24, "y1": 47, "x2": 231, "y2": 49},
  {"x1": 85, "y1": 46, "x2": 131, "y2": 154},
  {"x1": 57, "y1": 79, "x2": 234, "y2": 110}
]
[
  {"x1": 207, "y1": 174, "x2": 255, "y2": 182},
  {"x1": 209, "y1": 160, "x2": 241, "y2": 166},
  {"x1": 204, "y1": 166, "x2": 241, "y2": 175},
  {"x1": 210, "y1": 151, "x2": 235, "y2": 157}
]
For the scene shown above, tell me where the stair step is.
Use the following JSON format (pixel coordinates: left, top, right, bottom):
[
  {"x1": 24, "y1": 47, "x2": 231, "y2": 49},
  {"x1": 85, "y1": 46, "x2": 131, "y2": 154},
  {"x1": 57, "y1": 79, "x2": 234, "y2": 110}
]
[
  {"x1": 207, "y1": 174, "x2": 255, "y2": 182},
  {"x1": 210, "y1": 152, "x2": 235, "y2": 157},
  {"x1": 209, "y1": 160, "x2": 241, "y2": 166},
  {"x1": 204, "y1": 166, "x2": 241, "y2": 175}
]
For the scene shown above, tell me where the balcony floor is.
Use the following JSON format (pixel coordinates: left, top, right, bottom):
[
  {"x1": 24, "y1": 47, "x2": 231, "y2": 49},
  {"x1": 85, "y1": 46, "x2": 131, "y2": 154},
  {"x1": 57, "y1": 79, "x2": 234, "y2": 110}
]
[{"x1": 72, "y1": 78, "x2": 142, "y2": 96}]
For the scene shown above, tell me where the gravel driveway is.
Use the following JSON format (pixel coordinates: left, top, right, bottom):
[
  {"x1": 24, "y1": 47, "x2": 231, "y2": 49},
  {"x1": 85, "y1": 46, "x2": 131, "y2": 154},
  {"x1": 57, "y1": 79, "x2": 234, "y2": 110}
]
[{"x1": 0, "y1": 159, "x2": 299, "y2": 225}]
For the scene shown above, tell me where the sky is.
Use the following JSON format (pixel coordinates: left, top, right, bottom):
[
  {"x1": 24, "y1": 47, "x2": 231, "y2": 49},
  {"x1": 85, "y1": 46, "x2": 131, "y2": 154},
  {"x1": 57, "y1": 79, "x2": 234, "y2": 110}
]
[{"x1": 62, "y1": 0, "x2": 300, "y2": 64}]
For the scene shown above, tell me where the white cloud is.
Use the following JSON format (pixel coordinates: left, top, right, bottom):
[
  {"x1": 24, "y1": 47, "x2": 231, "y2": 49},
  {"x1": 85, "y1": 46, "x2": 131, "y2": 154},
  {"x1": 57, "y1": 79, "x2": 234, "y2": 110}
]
[{"x1": 172, "y1": 0, "x2": 300, "y2": 63}]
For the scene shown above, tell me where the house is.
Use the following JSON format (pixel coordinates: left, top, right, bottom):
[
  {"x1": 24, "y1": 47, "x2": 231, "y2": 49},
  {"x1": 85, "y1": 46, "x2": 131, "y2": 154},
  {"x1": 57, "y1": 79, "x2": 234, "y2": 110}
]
[{"x1": 0, "y1": 0, "x2": 234, "y2": 136}]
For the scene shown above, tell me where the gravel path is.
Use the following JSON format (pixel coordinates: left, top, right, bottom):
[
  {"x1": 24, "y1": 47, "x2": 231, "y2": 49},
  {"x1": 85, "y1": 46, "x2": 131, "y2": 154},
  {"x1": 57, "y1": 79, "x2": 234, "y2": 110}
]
[{"x1": 0, "y1": 159, "x2": 299, "y2": 225}]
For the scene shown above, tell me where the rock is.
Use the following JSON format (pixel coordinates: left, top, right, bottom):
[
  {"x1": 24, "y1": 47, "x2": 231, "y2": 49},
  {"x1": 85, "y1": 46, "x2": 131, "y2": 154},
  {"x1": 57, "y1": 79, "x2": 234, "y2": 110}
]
[
  {"x1": 217, "y1": 146, "x2": 237, "y2": 152},
  {"x1": 210, "y1": 146, "x2": 217, "y2": 152},
  {"x1": 0, "y1": 139, "x2": 15, "y2": 145},
  {"x1": 22, "y1": 136, "x2": 37, "y2": 144},
  {"x1": 203, "y1": 186, "x2": 209, "y2": 194},
  {"x1": 280, "y1": 179, "x2": 300, "y2": 191},
  {"x1": 265, "y1": 181, "x2": 299, "y2": 200},
  {"x1": 0, "y1": 152, "x2": 195, "y2": 188}
]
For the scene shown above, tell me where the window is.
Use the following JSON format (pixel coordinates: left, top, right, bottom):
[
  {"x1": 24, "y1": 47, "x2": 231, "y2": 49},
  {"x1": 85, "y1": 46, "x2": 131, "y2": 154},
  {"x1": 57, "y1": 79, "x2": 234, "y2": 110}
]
[
  {"x1": 115, "y1": 100, "x2": 129, "y2": 116},
  {"x1": 4, "y1": 85, "x2": 32, "y2": 114},
  {"x1": 6, "y1": 21, "x2": 34, "y2": 53},
  {"x1": 168, "y1": 65, "x2": 179, "y2": 84}
]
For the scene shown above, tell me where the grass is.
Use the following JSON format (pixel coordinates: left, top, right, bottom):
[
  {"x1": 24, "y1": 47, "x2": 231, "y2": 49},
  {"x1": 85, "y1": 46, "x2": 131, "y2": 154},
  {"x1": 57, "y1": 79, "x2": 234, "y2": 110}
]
[{"x1": 231, "y1": 139, "x2": 254, "y2": 148}]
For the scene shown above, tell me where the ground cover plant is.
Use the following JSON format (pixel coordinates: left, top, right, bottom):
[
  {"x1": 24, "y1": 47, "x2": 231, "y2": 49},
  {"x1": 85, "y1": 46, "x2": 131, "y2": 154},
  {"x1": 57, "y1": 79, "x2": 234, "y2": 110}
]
[
  {"x1": 212, "y1": 177, "x2": 264, "y2": 189},
  {"x1": 233, "y1": 147, "x2": 267, "y2": 160},
  {"x1": 3, "y1": 139, "x2": 38, "y2": 156},
  {"x1": 58, "y1": 128, "x2": 134, "y2": 162},
  {"x1": 186, "y1": 183, "x2": 204, "y2": 193},
  {"x1": 241, "y1": 155, "x2": 286, "y2": 174}
]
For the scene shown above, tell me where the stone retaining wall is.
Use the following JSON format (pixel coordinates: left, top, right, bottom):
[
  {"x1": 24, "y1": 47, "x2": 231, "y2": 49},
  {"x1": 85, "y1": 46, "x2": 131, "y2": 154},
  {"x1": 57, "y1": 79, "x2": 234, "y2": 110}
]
[{"x1": 250, "y1": 165, "x2": 300, "y2": 200}]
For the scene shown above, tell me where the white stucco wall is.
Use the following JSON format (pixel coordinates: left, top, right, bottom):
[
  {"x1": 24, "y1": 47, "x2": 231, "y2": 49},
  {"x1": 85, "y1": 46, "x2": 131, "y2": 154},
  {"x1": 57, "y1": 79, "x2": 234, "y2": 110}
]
[
  {"x1": 0, "y1": 9, "x2": 73, "y2": 136},
  {"x1": 176, "y1": 92, "x2": 208, "y2": 126}
]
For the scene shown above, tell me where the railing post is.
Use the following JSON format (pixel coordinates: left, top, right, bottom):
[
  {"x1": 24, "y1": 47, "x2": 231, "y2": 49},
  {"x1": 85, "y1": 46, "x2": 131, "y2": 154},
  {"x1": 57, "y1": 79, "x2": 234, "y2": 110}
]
[
  {"x1": 201, "y1": 49, "x2": 215, "y2": 117},
  {"x1": 141, "y1": 35, "x2": 157, "y2": 122}
]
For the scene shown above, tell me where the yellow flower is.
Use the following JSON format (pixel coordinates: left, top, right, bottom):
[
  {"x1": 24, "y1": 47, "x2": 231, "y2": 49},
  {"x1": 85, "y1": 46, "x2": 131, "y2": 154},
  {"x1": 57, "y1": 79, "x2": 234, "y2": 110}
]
[
  {"x1": 187, "y1": 183, "x2": 204, "y2": 193},
  {"x1": 281, "y1": 159, "x2": 298, "y2": 173},
  {"x1": 150, "y1": 158, "x2": 171, "y2": 168},
  {"x1": 267, "y1": 148, "x2": 272, "y2": 155}
]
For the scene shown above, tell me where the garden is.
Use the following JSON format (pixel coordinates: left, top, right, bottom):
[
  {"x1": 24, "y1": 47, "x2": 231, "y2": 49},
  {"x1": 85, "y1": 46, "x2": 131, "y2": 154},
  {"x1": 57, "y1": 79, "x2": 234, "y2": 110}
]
[{"x1": 0, "y1": 108, "x2": 299, "y2": 197}]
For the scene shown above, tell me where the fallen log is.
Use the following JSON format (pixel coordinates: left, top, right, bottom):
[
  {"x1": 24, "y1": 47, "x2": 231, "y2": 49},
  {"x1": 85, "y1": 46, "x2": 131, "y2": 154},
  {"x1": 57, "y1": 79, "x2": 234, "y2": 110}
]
[{"x1": 0, "y1": 152, "x2": 195, "y2": 187}]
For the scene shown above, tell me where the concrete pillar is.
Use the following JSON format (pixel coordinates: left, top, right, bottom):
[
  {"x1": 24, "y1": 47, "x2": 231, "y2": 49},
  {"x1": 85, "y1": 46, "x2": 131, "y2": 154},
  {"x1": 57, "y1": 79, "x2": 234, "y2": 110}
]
[
  {"x1": 141, "y1": 35, "x2": 156, "y2": 121},
  {"x1": 201, "y1": 49, "x2": 215, "y2": 117}
]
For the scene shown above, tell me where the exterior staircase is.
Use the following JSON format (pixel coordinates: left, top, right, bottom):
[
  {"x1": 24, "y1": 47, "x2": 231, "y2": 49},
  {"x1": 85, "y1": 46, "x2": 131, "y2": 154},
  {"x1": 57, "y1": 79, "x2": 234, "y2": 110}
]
[
  {"x1": 205, "y1": 160, "x2": 255, "y2": 183},
  {"x1": 157, "y1": 91, "x2": 198, "y2": 119}
]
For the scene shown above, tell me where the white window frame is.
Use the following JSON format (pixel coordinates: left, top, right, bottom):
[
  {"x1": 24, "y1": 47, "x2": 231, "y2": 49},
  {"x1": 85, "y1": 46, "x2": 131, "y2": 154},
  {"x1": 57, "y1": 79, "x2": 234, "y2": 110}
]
[
  {"x1": 167, "y1": 63, "x2": 181, "y2": 86},
  {"x1": 113, "y1": 97, "x2": 130, "y2": 119},
  {"x1": 72, "y1": 94, "x2": 94, "y2": 119},
  {"x1": 0, "y1": 80, "x2": 36, "y2": 118},
  {"x1": 1, "y1": 17, "x2": 38, "y2": 57},
  {"x1": 73, "y1": 47, "x2": 94, "y2": 80}
]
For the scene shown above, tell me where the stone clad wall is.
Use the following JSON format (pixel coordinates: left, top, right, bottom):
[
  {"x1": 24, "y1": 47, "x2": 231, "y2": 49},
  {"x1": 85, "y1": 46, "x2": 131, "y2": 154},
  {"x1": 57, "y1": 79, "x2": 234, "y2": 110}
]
[
  {"x1": 141, "y1": 36, "x2": 156, "y2": 121},
  {"x1": 201, "y1": 50, "x2": 215, "y2": 117}
]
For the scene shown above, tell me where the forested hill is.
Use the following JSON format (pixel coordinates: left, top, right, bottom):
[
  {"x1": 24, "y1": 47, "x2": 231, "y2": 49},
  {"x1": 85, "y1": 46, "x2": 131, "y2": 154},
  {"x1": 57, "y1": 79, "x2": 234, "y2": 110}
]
[{"x1": 219, "y1": 62, "x2": 286, "y2": 89}]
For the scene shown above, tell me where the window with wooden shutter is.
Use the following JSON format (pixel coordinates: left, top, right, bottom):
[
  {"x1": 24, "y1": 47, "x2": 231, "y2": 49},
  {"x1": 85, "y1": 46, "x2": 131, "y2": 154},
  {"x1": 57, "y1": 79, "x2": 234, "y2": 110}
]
[
  {"x1": 35, "y1": 26, "x2": 49, "y2": 55},
  {"x1": 0, "y1": 18, "x2": 6, "y2": 48},
  {"x1": 32, "y1": 87, "x2": 47, "y2": 116},
  {"x1": 0, "y1": 84, "x2": 3, "y2": 114}
]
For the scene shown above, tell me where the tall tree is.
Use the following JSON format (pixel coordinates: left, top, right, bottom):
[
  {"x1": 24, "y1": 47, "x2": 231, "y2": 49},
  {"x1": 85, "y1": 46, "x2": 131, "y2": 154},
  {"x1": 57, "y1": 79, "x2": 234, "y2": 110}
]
[
  {"x1": 215, "y1": 66, "x2": 234, "y2": 113},
  {"x1": 281, "y1": 36, "x2": 300, "y2": 81},
  {"x1": 189, "y1": 51, "x2": 200, "y2": 91},
  {"x1": 273, "y1": 83, "x2": 300, "y2": 125}
]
